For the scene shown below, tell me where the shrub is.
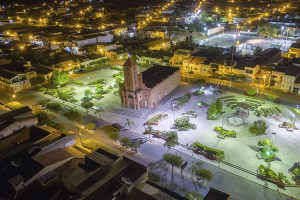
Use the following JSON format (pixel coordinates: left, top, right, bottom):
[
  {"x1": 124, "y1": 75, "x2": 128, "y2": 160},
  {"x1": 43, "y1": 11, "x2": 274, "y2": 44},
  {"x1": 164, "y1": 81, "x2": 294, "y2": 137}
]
[
  {"x1": 246, "y1": 89, "x2": 256, "y2": 96},
  {"x1": 70, "y1": 80, "x2": 83, "y2": 86},
  {"x1": 85, "y1": 123, "x2": 96, "y2": 130},
  {"x1": 260, "y1": 108, "x2": 268, "y2": 117},
  {"x1": 84, "y1": 66, "x2": 95, "y2": 71},
  {"x1": 38, "y1": 87, "x2": 47, "y2": 92},
  {"x1": 275, "y1": 107, "x2": 281, "y2": 113},
  {"x1": 82, "y1": 140, "x2": 119, "y2": 156},
  {"x1": 147, "y1": 114, "x2": 168, "y2": 124},
  {"x1": 192, "y1": 89, "x2": 204, "y2": 96},
  {"x1": 175, "y1": 93, "x2": 191, "y2": 106},
  {"x1": 249, "y1": 120, "x2": 268, "y2": 135},
  {"x1": 192, "y1": 142, "x2": 224, "y2": 156},
  {"x1": 148, "y1": 172, "x2": 161, "y2": 183},
  {"x1": 109, "y1": 65, "x2": 123, "y2": 71},
  {"x1": 214, "y1": 126, "x2": 222, "y2": 131}
]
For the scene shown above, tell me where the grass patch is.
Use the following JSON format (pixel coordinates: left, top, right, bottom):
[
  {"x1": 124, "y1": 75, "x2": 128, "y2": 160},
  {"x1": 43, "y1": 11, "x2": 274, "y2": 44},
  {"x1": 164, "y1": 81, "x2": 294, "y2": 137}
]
[
  {"x1": 293, "y1": 108, "x2": 300, "y2": 115},
  {"x1": 293, "y1": 168, "x2": 300, "y2": 175},
  {"x1": 6, "y1": 102, "x2": 26, "y2": 110}
]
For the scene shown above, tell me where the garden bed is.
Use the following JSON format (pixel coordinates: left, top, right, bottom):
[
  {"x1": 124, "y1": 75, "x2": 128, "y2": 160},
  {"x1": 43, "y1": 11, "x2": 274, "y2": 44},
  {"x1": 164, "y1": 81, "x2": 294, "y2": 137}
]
[
  {"x1": 192, "y1": 142, "x2": 224, "y2": 158},
  {"x1": 257, "y1": 165, "x2": 290, "y2": 188},
  {"x1": 145, "y1": 114, "x2": 168, "y2": 125},
  {"x1": 182, "y1": 111, "x2": 197, "y2": 118},
  {"x1": 214, "y1": 126, "x2": 236, "y2": 139},
  {"x1": 192, "y1": 89, "x2": 204, "y2": 97}
]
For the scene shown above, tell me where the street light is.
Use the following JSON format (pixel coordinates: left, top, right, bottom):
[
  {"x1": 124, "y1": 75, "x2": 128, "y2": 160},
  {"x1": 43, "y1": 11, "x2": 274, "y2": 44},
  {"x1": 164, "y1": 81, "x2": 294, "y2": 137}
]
[
  {"x1": 11, "y1": 94, "x2": 16, "y2": 104},
  {"x1": 233, "y1": 34, "x2": 236, "y2": 44},
  {"x1": 263, "y1": 75, "x2": 266, "y2": 86},
  {"x1": 248, "y1": 29, "x2": 250, "y2": 38},
  {"x1": 286, "y1": 28, "x2": 289, "y2": 43}
]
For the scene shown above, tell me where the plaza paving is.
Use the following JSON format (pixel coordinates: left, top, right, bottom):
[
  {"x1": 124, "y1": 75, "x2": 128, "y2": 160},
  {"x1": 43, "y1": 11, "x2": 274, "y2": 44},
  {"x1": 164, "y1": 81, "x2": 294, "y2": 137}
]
[{"x1": 132, "y1": 83, "x2": 300, "y2": 197}]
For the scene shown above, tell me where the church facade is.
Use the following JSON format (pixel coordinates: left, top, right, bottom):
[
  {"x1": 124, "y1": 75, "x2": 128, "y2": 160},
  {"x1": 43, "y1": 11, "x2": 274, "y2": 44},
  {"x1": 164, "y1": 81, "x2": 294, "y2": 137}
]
[{"x1": 119, "y1": 58, "x2": 181, "y2": 110}]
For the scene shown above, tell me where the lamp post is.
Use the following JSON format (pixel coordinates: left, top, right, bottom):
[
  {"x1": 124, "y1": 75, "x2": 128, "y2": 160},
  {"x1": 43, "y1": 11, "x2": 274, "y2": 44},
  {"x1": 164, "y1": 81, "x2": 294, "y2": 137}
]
[
  {"x1": 263, "y1": 75, "x2": 266, "y2": 86},
  {"x1": 233, "y1": 34, "x2": 236, "y2": 44},
  {"x1": 230, "y1": 35, "x2": 236, "y2": 87},
  {"x1": 11, "y1": 94, "x2": 16, "y2": 104},
  {"x1": 248, "y1": 29, "x2": 250, "y2": 38},
  {"x1": 77, "y1": 126, "x2": 84, "y2": 146},
  {"x1": 133, "y1": 27, "x2": 136, "y2": 36},
  {"x1": 286, "y1": 28, "x2": 289, "y2": 43},
  {"x1": 281, "y1": 26, "x2": 284, "y2": 43}
]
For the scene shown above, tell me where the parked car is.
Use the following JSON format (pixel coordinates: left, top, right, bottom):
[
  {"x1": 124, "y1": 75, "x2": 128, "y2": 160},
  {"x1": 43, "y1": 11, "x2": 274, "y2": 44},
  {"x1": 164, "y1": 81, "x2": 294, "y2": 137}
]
[
  {"x1": 132, "y1": 138, "x2": 148, "y2": 144},
  {"x1": 111, "y1": 123, "x2": 124, "y2": 131},
  {"x1": 37, "y1": 105, "x2": 46, "y2": 110}
]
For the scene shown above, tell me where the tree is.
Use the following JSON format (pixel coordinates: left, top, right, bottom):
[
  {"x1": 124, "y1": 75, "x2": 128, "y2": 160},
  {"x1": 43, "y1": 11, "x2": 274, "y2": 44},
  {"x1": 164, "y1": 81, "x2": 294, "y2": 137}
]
[
  {"x1": 200, "y1": 11, "x2": 214, "y2": 23},
  {"x1": 70, "y1": 99, "x2": 78, "y2": 107},
  {"x1": 35, "y1": 111, "x2": 50, "y2": 126},
  {"x1": 254, "y1": 46, "x2": 263, "y2": 54},
  {"x1": 85, "y1": 123, "x2": 96, "y2": 130},
  {"x1": 46, "y1": 103, "x2": 62, "y2": 114},
  {"x1": 38, "y1": 87, "x2": 47, "y2": 92},
  {"x1": 207, "y1": 101, "x2": 217, "y2": 118},
  {"x1": 120, "y1": 137, "x2": 132, "y2": 147},
  {"x1": 215, "y1": 98, "x2": 223, "y2": 113},
  {"x1": 162, "y1": 153, "x2": 184, "y2": 175},
  {"x1": 125, "y1": 119, "x2": 135, "y2": 130},
  {"x1": 196, "y1": 79, "x2": 206, "y2": 85},
  {"x1": 64, "y1": 109, "x2": 83, "y2": 123},
  {"x1": 85, "y1": 89, "x2": 92, "y2": 98},
  {"x1": 94, "y1": 107, "x2": 104, "y2": 118},
  {"x1": 50, "y1": 70, "x2": 69, "y2": 86},
  {"x1": 81, "y1": 101, "x2": 94, "y2": 115},
  {"x1": 194, "y1": 168, "x2": 213, "y2": 183},
  {"x1": 258, "y1": 23, "x2": 277, "y2": 38},
  {"x1": 115, "y1": 76, "x2": 123, "y2": 85},
  {"x1": 108, "y1": 132, "x2": 120, "y2": 143},
  {"x1": 246, "y1": 89, "x2": 256, "y2": 96},
  {"x1": 95, "y1": 83, "x2": 103, "y2": 94},
  {"x1": 130, "y1": 142, "x2": 141, "y2": 152},
  {"x1": 48, "y1": 122, "x2": 67, "y2": 133},
  {"x1": 220, "y1": 16, "x2": 227, "y2": 23},
  {"x1": 146, "y1": 125, "x2": 154, "y2": 138}
]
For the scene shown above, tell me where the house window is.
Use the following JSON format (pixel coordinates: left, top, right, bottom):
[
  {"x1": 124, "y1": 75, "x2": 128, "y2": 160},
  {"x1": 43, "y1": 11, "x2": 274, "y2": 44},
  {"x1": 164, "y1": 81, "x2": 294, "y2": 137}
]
[{"x1": 245, "y1": 69, "x2": 253, "y2": 74}]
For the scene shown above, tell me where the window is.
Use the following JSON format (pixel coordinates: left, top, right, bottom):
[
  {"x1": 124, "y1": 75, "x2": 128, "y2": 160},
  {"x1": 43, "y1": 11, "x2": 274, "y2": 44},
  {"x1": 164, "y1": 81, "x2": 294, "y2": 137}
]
[{"x1": 245, "y1": 69, "x2": 253, "y2": 74}]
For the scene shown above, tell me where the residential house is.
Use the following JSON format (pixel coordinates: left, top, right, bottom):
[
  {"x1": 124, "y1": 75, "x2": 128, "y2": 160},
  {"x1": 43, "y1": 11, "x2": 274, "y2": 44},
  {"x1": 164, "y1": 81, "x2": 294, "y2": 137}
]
[
  {"x1": 283, "y1": 43, "x2": 300, "y2": 58},
  {"x1": 61, "y1": 149, "x2": 148, "y2": 200},
  {"x1": 143, "y1": 39, "x2": 170, "y2": 50},
  {"x1": 169, "y1": 48, "x2": 193, "y2": 67},
  {"x1": 281, "y1": 62, "x2": 300, "y2": 92},
  {"x1": 105, "y1": 49, "x2": 128, "y2": 59},
  {"x1": 0, "y1": 106, "x2": 37, "y2": 139},
  {"x1": 0, "y1": 61, "x2": 36, "y2": 93}
]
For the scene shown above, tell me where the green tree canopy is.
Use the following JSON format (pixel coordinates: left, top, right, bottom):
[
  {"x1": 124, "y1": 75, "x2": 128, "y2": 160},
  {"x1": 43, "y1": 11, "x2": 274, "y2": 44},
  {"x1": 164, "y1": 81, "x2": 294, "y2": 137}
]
[
  {"x1": 253, "y1": 46, "x2": 263, "y2": 54},
  {"x1": 46, "y1": 102, "x2": 62, "y2": 114},
  {"x1": 215, "y1": 98, "x2": 223, "y2": 113},
  {"x1": 50, "y1": 70, "x2": 69, "y2": 86},
  {"x1": 162, "y1": 153, "x2": 184, "y2": 175},
  {"x1": 35, "y1": 111, "x2": 50, "y2": 126},
  {"x1": 108, "y1": 132, "x2": 120, "y2": 142},
  {"x1": 207, "y1": 101, "x2": 217, "y2": 118},
  {"x1": 64, "y1": 109, "x2": 83, "y2": 122},
  {"x1": 81, "y1": 101, "x2": 94, "y2": 114},
  {"x1": 258, "y1": 22, "x2": 277, "y2": 38},
  {"x1": 130, "y1": 142, "x2": 141, "y2": 152},
  {"x1": 85, "y1": 123, "x2": 96, "y2": 130},
  {"x1": 125, "y1": 119, "x2": 135, "y2": 130},
  {"x1": 120, "y1": 137, "x2": 132, "y2": 147},
  {"x1": 200, "y1": 11, "x2": 214, "y2": 23},
  {"x1": 195, "y1": 168, "x2": 214, "y2": 182},
  {"x1": 246, "y1": 89, "x2": 256, "y2": 96}
]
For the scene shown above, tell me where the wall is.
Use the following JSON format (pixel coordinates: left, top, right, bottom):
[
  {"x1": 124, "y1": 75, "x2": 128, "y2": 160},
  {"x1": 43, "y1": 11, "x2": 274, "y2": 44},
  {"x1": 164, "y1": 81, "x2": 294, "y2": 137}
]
[
  {"x1": 207, "y1": 27, "x2": 222, "y2": 35},
  {"x1": 281, "y1": 75, "x2": 295, "y2": 91},
  {"x1": 97, "y1": 34, "x2": 113, "y2": 43},
  {"x1": 142, "y1": 70, "x2": 181, "y2": 108},
  {"x1": 76, "y1": 38, "x2": 97, "y2": 48}
]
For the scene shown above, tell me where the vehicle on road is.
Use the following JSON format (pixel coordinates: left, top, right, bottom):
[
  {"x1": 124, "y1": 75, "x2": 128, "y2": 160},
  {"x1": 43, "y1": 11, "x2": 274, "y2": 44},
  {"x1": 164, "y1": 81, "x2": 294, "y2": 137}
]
[
  {"x1": 132, "y1": 138, "x2": 148, "y2": 144},
  {"x1": 111, "y1": 123, "x2": 124, "y2": 131},
  {"x1": 37, "y1": 105, "x2": 46, "y2": 110}
]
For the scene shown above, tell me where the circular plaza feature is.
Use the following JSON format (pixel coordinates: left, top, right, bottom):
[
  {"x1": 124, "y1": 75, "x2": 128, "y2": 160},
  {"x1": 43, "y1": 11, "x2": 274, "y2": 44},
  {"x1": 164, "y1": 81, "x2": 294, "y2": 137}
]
[{"x1": 227, "y1": 116, "x2": 245, "y2": 127}]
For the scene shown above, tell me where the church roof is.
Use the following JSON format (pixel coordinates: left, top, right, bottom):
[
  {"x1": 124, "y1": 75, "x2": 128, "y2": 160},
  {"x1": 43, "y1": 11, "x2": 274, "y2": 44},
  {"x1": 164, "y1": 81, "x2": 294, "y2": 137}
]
[
  {"x1": 141, "y1": 65, "x2": 180, "y2": 88},
  {"x1": 123, "y1": 58, "x2": 137, "y2": 67}
]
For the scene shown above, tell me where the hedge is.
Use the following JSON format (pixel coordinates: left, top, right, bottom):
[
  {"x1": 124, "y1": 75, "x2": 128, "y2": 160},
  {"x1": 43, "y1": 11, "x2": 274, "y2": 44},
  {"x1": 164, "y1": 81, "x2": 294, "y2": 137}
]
[
  {"x1": 147, "y1": 114, "x2": 168, "y2": 124},
  {"x1": 214, "y1": 126, "x2": 235, "y2": 136},
  {"x1": 260, "y1": 108, "x2": 268, "y2": 117},
  {"x1": 192, "y1": 142, "x2": 224, "y2": 156},
  {"x1": 247, "y1": 96, "x2": 265, "y2": 103},
  {"x1": 82, "y1": 140, "x2": 119, "y2": 156}
]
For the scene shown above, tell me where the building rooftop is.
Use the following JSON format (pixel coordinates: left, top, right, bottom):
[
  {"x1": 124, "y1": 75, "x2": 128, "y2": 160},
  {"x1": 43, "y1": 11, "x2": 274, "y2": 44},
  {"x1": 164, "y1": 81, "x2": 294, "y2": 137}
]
[
  {"x1": 33, "y1": 148, "x2": 73, "y2": 167},
  {"x1": 284, "y1": 64, "x2": 300, "y2": 77},
  {"x1": 203, "y1": 187, "x2": 230, "y2": 200},
  {"x1": 141, "y1": 65, "x2": 180, "y2": 88},
  {"x1": 0, "y1": 106, "x2": 32, "y2": 123},
  {"x1": 290, "y1": 43, "x2": 300, "y2": 49},
  {"x1": 0, "y1": 69, "x2": 17, "y2": 79}
]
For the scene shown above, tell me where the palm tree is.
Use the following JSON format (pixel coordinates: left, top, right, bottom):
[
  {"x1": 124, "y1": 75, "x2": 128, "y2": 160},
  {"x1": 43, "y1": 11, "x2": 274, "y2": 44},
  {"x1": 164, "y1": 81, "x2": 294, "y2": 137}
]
[
  {"x1": 146, "y1": 125, "x2": 154, "y2": 138},
  {"x1": 125, "y1": 119, "x2": 135, "y2": 130}
]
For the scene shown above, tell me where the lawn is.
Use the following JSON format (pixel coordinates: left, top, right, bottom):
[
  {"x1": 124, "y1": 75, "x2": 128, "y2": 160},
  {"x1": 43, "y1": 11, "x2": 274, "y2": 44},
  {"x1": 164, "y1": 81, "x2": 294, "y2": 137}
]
[{"x1": 293, "y1": 168, "x2": 300, "y2": 175}]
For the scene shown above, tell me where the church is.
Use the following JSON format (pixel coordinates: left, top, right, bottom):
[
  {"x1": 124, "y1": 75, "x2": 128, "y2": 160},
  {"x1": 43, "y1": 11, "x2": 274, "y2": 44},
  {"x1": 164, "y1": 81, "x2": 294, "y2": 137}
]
[{"x1": 119, "y1": 57, "x2": 181, "y2": 110}]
